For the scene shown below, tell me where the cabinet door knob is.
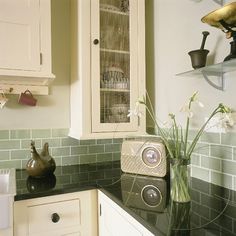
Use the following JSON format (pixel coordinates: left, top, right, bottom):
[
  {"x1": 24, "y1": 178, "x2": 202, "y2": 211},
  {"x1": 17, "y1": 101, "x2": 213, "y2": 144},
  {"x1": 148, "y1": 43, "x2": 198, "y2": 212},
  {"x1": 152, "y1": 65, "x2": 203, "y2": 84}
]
[
  {"x1": 51, "y1": 213, "x2": 60, "y2": 223},
  {"x1": 93, "y1": 39, "x2": 99, "y2": 45}
]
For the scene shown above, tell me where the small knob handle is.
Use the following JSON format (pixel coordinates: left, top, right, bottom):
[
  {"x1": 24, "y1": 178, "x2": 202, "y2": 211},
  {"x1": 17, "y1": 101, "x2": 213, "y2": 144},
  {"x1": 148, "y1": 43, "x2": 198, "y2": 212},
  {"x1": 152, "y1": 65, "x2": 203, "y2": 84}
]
[
  {"x1": 51, "y1": 213, "x2": 60, "y2": 223},
  {"x1": 93, "y1": 39, "x2": 99, "y2": 45}
]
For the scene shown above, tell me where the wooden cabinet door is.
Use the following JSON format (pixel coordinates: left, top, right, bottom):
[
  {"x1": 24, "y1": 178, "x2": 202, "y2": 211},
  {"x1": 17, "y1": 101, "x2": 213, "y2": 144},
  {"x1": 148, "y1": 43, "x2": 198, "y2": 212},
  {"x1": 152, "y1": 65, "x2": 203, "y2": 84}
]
[
  {"x1": 98, "y1": 191, "x2": 154, "y2": 236},
  {"x1": 14, "y1": 191, "x2": 98, "y2": 236},
  {"x1": 0, "y1": 0, "x2": 40, "y2": 71},
  {"x1": 90, "y1": 0, "x2": 144, "y2": 133}
]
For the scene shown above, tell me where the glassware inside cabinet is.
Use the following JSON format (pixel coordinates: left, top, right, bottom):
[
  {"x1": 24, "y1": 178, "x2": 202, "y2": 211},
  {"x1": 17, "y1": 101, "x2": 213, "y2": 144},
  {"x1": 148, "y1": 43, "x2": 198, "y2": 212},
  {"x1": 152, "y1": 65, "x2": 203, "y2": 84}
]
[{"x1": 99, "y1": 0, "x2": 130, "y2": 124}]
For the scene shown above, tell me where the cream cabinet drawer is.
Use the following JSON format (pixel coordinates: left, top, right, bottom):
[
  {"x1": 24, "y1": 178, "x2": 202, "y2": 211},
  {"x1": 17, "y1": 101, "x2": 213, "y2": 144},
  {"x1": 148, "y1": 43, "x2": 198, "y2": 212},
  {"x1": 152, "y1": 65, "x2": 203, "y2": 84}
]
[{"x1": 28, "y1": 199, "x2": 80, "y2": 235}]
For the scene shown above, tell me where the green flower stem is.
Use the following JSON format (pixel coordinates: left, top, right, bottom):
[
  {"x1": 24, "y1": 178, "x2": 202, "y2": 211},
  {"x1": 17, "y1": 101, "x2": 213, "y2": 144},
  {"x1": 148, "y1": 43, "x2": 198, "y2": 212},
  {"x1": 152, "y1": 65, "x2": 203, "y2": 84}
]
[
  {"x1": 187, "y1": 106, "x2": 220, "y2": 157},
  {"x1": 145, "y1": 106, "x2": 174, "y2": 159},
  {"x1": 172, "y1": 116, "x2": 179, "y2": 158},
  {"x1": 171, "y1": 163, "x2": 190, "y2": 202}
]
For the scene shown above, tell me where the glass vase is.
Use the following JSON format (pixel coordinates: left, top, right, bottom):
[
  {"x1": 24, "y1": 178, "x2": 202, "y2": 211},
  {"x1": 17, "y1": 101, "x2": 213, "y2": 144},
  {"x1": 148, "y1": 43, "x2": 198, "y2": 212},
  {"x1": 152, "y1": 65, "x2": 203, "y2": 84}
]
[{"x1": 170, "y1": 159, "x2": 191, "y2": 203}]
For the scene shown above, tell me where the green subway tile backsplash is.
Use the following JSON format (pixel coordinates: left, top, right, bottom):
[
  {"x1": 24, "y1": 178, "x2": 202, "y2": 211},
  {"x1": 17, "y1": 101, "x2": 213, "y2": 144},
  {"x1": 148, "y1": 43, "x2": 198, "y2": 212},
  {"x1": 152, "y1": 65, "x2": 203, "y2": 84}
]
[
  {"x1": 11, "y1": 150, "x2": 30, "y2": 160},
  {"x1": 80, "y1": 154, "x2": 97, "y2": 164},
  {"x1": 88, "y1": 145, "x2": 104, "y2": 154},
  {"x1": 0, "y1": 150, "x2": 10, "y2": 161},
  {"x1": 0, "y1": 128, "x2": 121, "y2": 170},
  {"x1": 0, "y1": 140, "x2": 20, "y2": 149},
  {"x1": 200, "y1": 156, "x2": 221, "y2": 171},
  {"x1": 41, "y1": 138, "x2": 61, "y2": 147},
  {"x1": 200, "y1": 132, "x2": 220, "y2": 144},
  {"x1": 21, "y1": 139, "x2": 42, "y2": 149},
  {"x1": 0, "y1": 130, "x2": 9, "y2": 139},
  {"x1": 221, "y1": 133, "x2": 236, "y2": 146},
  {"x1": 52, "y1": 128, "x2": 68, "y2": 137},
  {"x1": 10, "y1": 130, "x2": 30, "y2": 139},
  {"x1": 1, "y1": 128, "x2": 236, "y2": 191},
  {"x1": 211, "y1": 145, "x2": 232, "y2": 160},
  {"x1": 32, "y1": 129, "x2": 51, "y2": 138}
]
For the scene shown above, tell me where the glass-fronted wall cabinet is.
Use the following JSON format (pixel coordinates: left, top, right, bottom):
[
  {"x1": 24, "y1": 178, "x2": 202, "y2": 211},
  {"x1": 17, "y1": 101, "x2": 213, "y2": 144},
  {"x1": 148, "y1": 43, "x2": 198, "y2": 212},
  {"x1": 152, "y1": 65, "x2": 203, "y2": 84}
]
[{"x1": 70, "y1": 0, "x2": 145, "y2": 139}]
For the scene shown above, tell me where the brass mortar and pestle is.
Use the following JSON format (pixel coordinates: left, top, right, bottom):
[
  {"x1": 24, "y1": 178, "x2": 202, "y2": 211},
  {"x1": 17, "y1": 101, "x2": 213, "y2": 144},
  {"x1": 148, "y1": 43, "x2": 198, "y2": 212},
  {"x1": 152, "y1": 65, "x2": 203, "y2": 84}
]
[
  {"x1": 201, "y1": 2, "x2": 236, "y2": 62},
  {"x1": 188, "y1": 31, "x2": 210, "y2": 69}
]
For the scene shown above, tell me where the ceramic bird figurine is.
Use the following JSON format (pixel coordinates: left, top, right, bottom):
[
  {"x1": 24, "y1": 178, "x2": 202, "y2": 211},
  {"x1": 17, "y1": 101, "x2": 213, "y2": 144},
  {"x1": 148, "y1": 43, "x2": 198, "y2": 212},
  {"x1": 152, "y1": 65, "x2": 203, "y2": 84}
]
[
  {"x1": 26, "y1": 141, "x2": 47, "y2": 177},
  {"x1": 40, "y1": 142, "x2": 56, "y2": 174},
  {"x1": 26, "y1": 141, "x2": 56, "y2": 178}
]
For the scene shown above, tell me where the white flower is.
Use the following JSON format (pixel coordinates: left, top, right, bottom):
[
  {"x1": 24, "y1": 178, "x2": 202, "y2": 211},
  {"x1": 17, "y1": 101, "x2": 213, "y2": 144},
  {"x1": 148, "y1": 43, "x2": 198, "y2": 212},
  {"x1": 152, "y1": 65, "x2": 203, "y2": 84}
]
[
  {"x1": 221, "y1": 112, "x2": 234, "y2": 127},
  {"x1": 180, "y1": 92, "x2": 204, "y2": 118},
  {"x1": 180, "y1": 104, "x2": 194, "y2": 118},
  {"x1": 127, "y1": 102, "x2": 142, "y2": 118}
]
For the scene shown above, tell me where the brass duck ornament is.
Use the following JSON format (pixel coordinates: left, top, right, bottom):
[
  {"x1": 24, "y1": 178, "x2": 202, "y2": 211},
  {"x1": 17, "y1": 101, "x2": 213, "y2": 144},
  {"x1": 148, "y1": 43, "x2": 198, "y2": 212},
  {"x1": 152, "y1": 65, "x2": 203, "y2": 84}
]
[{"x1": 26, "y1": 141, "x2": 56, "y2": 178}]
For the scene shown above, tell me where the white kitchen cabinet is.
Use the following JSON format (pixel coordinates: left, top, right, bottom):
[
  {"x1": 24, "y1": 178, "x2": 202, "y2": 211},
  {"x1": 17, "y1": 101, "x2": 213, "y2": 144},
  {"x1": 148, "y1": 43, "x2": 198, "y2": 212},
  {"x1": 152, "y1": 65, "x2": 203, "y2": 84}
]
[
  {"x1": 0, "y1": 0, "x2": 55, "y2": 95},
  {"x1": 98, "y1": 191, "x2": 154, "y2": 236},
  {"x1": 70, "y1": 0, "x2": 146, "y2": 139},
  {"x1": 14, "y1": 190, "x2": 98, "y2": 236}
]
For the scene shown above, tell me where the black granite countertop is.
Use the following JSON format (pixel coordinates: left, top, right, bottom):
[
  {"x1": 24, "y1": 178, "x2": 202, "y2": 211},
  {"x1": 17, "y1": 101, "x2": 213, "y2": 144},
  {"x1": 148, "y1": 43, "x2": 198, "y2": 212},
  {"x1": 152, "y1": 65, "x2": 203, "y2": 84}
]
[{"x1": 15, "y1": 161, "x2": 236, "y2": 236}]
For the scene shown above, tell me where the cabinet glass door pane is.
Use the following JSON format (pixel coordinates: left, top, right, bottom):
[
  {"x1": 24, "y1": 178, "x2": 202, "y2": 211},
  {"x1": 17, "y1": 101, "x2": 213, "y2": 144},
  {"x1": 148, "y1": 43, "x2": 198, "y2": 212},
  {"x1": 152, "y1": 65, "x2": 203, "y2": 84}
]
[{"x1": 99, "y1": 0, "x2": 130, "y2": 124}]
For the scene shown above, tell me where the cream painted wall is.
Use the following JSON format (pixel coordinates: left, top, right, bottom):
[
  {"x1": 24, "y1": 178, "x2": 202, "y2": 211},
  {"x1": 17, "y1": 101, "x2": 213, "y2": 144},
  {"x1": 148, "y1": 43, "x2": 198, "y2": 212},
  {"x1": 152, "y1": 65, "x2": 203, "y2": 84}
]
[
  {"x1": 147, "y1": 0, "x2": 236, "y2": 130},
  {"x1": 0, "y1": 0, "x2": 70, "y2": 129}
]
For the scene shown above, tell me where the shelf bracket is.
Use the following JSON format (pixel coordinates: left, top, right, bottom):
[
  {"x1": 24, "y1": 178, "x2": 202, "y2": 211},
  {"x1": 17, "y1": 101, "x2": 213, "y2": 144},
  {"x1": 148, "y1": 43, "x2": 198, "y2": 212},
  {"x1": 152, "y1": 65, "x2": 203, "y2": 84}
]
[{"x1": 201, "y1": 71, "x2": 225, "y2": 91}]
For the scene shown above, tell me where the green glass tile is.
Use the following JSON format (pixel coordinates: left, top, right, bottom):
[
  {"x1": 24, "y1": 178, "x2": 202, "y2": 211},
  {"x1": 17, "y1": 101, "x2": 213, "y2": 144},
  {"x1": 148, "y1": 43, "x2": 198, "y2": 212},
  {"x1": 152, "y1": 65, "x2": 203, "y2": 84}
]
[
  {"x1": 21, "y1": 139, "x2": 41, "y2": 149},
  {"x1": 52, "y1": 128, "x2": 68, "y2": 137},
  {"x1": 32, "y1": 129, "x2": 51, "y2": 138},
  {"x1": 105, "y1": 144, "x2": 121, "y2": 153},
  {"x1": 222, "y1": 160, "x2": 236, "y2": 175},
  {"x1": 61, "y1": 137, "x2": 80, "y2": 146},
  {"x1": 190, "y1": 153, "x2": 200, "y2": 166},
  {"x1": 192, "y1": 143, "x2": 209, "y2": 155},
  {"x1": 0, "y1": 130, "x2": 9, "y2": 140},
  {"x1": 62, "y1": 156, "x2": 79, "y2": 165},
  {"x1": 89, "y1": 171, "x2": 104, "y2": 180},
  {"x1": 113, "y1": 138, "x2": 123, "y2": 144},
  {"x1": 97, "y1": 139, "x2": 113, "y2": 144},
  {"x1": 201, "y1": 156, "x2": 221, "y2": 171},
  {"x1": 0, "y1": 140, "x2": 20, "y2": 150},
  {"x1": 211, "y1": 145, "x2": 232, "y2": 160},
  {"x1": 80, "y1": 139, "x2": 96, "y2": 145},
  {"x1": 56, "y1": 175, "x2": 71, "y2": 184},
  {"x1": 71, "y1": 173, "x2": 89, "y2": 183},
  {"x1": 11, "y1": 150, "x2": 30, "y2": 160},
  {"x1": 53, "y1": 157, "x2": 62, "y2": 166},
  {"x1": 97, "y1": 153, "x2": 113, "y2": 162},
  {"x1": 21, "y1": 160, "x2": 28, "y2": 169},
  {"x1": 79, "y1": 154, "x2": 96, "y2": 164},
  {"x1": 113, "y1": 152, "x2": 121, "y2": 161},
  {"x1": 0, "y1": 160, "x2": 21, "y2": 169},
  {"x1": 191, "y1": 166, "x2": 210, "y2": 182},
  {"x1": 71, "y1": 146, "x2": 87, "y2": 155},
  {"x1": 41, "y1": 138, "x2": 61, "y2": 147},
  {"x1": 187, "y1": 130, "x2": 199, "y2": 141},
  {"x1": 52, "y1": 147, "x2": 70, "y2": 156},
  {"x1": 10, "y1": 130, "x2": 31, "y2": 139},
  {"x1": 88, "y1": 145, "x2": 104, "y2": 154},
  {"x1": 232, "y1": 148, "x2": 236, "y2": 161},
  {"x1": 211, "y1": 171, "x2": 232, "y2": 189},
  {"x1": 234, "y1": 177, "x2": 236, "y2": 190},
  {"x1": 200, "y1": 132, "x2": 220, "y2": 144},
  {"x1": 0, "y1": 151, "x2": 10, "y2": 161},
  {"x1": 221, "y1": 133, "x2": 236, "y2": 146}
]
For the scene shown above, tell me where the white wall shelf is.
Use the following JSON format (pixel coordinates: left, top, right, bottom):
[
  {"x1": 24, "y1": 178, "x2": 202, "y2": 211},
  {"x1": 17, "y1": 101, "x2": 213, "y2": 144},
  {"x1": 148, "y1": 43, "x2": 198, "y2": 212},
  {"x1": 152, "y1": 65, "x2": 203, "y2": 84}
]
[{"x1": 176, "y1": 59, "x2": 236, "y2": 91}]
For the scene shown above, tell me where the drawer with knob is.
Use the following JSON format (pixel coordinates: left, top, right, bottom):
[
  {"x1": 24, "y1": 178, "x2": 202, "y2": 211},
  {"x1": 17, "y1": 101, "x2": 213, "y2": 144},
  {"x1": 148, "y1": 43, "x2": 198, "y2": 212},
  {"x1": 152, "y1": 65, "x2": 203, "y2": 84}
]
[
  {"x1": 28, "y1": 198, "x2": 80, "y2": 234},
  {"x1": 14, "y1": 190, "x2": 98, "y2": 236}
]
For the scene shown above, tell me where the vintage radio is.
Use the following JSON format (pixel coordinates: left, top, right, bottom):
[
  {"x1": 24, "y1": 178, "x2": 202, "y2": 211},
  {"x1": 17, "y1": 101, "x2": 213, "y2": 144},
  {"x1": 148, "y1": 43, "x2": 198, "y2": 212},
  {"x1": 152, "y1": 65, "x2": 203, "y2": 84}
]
[
  {"x1": 121, "y1": 173, "x2": 167, "y2": 213},
  {"x1": 121, "y1": 139, "x2": 167, "y2": 177}
]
